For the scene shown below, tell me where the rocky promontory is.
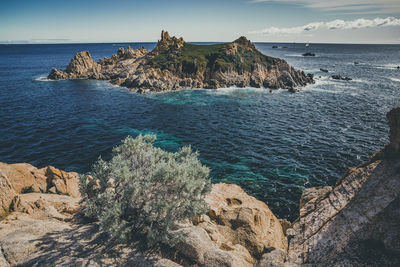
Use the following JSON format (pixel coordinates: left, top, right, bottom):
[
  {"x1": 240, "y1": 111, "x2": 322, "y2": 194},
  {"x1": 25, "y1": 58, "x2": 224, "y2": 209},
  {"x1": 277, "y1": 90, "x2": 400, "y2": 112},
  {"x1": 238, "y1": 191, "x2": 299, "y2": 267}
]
[{"x1": 48, "y1": 31, "x2": 314, "y2": 93}]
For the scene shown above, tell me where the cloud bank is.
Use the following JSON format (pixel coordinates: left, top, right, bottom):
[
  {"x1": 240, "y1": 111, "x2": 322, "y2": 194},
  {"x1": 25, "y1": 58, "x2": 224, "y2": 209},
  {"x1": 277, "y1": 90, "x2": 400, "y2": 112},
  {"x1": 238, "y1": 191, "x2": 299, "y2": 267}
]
[
  {"x1": 249, "y1": 0, "x2": 400, "y2": 14},
  {"x1": 249, "y1": 17, "x2": 400, "y2": 35}
]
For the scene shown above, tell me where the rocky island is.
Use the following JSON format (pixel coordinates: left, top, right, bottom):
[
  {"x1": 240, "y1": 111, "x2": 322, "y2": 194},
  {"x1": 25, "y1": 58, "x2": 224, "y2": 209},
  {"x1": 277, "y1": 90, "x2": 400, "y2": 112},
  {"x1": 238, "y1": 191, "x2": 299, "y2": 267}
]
[
  {"x1": 1, "y1": 107, "x2": 399, "y2": 266},
  {"x1": 48, "y1": 31, "x2": 314, "y2": 93}
]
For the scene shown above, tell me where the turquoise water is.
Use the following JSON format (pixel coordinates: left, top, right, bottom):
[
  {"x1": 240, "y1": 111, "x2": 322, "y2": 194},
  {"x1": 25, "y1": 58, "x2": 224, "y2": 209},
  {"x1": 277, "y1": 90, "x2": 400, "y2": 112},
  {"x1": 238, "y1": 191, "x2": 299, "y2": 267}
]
[{"x1": 1, "y1": 42, "x2": 399, "y2": 219}]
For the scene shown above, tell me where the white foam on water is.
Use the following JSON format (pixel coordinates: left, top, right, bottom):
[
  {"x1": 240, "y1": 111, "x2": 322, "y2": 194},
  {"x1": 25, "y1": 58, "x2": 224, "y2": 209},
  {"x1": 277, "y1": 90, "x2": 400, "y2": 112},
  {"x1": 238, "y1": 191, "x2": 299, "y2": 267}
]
[
  {"x1": 34, "y1": 76, "x2": 54, "y2": 81},
  {"x1": 389, "y1": 77, "x2": 400, "y2": 82},
  {"x1": 205, "y1": 86, "x2": 273, "y2": 96}
]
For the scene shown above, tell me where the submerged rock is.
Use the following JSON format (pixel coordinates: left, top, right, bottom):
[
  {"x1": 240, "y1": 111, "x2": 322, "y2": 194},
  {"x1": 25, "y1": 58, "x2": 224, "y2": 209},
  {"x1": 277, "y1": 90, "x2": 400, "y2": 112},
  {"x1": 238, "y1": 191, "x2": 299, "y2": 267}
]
[
  {"x1": 48, "y1": 31, "x2": 314, "y2": 93},
  {"x1": 319, "y1": 68, "x2": 328, "y2": 73},
  {"x1": 331, "y1": 74, "x2": 352, "y2": 81},
  {"x1": 302, "y1": 52, "x2": 315, "y2": 57}
]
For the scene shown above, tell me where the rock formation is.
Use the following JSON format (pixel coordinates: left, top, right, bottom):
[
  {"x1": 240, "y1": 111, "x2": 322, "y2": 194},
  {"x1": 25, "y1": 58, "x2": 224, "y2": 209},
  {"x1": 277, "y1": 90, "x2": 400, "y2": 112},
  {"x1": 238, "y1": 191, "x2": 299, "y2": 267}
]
[
  {"x1": 174, "y1": 183, "x2": 286, "y2": 266},
  {"x1": 48, "y1": 31, "x2": 314, "y2": 93},
  {"x1": 0, "y1": 162, "x2": 180, "y2": 267},
  {"x1": 0, "y1": 162, "x2": 285, "y2": 267},
  {"x1": 286, "y1": 107, "x2": 400, "y2": 266},
  {"x1": 0, "y1": 162, "x2": 80, "y2": 217}
]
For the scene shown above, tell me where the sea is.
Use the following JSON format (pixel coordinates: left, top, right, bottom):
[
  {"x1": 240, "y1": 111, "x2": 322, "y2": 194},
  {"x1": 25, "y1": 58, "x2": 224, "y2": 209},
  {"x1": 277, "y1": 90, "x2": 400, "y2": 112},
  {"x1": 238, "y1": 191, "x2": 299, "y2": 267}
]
[{"x1": 1, "y1": 42, "x2": 399, "y2": 220}]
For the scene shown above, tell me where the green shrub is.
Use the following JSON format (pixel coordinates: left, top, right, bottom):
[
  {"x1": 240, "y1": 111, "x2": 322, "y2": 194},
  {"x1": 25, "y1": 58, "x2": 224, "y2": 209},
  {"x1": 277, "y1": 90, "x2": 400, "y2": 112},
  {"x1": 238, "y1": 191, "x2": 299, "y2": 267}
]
[{"x1": 79, "y1": 135, "x2": 211, "y2": 248}]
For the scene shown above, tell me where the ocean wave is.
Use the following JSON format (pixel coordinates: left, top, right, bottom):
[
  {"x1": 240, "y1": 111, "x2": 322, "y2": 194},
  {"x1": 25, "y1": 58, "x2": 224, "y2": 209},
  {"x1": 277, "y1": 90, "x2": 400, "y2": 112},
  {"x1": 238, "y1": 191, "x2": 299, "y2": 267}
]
[
  {"x1": 389, "y1": 77, "x2": 400, "y2": 82},
  {"x1": 34, "y1": 76, "x2": 53, "y2": 81},
  {"x1": 285, "y1": 54, "x2": 320, "y2": 58},
  {"x1": 375, "y1": 64, "x2": 400, "y2": 70},
  {"x1": 205, "y1": 86, "x2": 273, "y2": 96}
]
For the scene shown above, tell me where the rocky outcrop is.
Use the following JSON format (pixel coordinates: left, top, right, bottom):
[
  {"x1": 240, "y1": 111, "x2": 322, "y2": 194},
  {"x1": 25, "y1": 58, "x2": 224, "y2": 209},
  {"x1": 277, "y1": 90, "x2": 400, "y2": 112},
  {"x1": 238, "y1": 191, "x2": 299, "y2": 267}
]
[
  {"x1": 48, "y1": 51, "x2": 101, "y2": 79},
  {"x1": 174, "y1": 183, "x2": 286, "y2": 267},
  {"x1": 286, "y1": 107, "x2": 400, "y2": 266},
  {"x1": 0, "y1": 162, "x2": 80, "y2": 217},
  {"x1": 0, "y1": 163, "x2": 180, "y2": 267},
  {"x1": 48, "y1": 31, "x2": 314, "y2": 93}
]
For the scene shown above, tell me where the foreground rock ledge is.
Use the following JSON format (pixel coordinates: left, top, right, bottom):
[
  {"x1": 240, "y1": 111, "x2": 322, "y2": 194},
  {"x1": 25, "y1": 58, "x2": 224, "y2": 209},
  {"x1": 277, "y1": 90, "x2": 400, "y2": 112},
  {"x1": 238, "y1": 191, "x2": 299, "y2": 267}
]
[
  {"x1": 0, "y1": 163, "x2": 285, "y2": 266},
  {"x1": 48, "y1": 31, "x2": 314, "y2": 93}
]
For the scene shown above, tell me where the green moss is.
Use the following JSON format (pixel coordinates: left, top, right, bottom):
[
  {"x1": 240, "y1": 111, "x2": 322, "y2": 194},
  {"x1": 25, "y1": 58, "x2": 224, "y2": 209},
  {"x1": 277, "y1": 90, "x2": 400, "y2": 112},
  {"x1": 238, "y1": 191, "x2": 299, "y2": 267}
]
[{"x1": 148, "y1": 39, "x2": 281, "y2": 76}]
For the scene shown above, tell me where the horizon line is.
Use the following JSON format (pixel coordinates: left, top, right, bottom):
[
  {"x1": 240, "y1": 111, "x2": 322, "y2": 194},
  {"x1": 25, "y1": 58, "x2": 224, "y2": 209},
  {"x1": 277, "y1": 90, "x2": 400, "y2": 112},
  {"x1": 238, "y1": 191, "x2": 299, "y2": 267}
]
[{"x1": 1, "y1": 40, "x2": 399, "y2": 45}]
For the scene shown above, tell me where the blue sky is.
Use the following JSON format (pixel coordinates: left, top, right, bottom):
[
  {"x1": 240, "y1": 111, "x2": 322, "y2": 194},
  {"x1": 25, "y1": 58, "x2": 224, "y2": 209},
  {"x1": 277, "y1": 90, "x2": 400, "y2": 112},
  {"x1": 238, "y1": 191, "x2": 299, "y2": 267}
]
[{"x1": 1, "y1": 0, "x2": 399, "y2": 43}]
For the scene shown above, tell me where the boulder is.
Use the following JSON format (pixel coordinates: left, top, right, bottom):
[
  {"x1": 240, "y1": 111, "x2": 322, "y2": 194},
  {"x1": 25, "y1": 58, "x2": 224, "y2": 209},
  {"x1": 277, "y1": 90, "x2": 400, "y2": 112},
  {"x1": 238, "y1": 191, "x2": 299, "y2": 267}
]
[
  {"x1": 174, "y1": 183, "x2": 287, "y2": 266},
  {"x1": 45, "y1": 166, "x2": 80, "y2": 198},
  {"x1": 259, "y1": 249, "x2": 286, "y2": 267},
  {"x1": 204, "y1": 183, "x2": 287, "y2": 256},
  {"x1": 48, "y1": 68, "x2": 68, "y2": 79},
  {"x1": 0, "y1": 162, "x2": 47, "y2": 193}
]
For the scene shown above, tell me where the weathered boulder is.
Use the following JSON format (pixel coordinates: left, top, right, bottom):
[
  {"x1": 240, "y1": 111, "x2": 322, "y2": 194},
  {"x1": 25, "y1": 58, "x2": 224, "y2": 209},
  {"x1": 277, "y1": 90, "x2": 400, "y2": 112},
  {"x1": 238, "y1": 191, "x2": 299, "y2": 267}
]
[
  {"x1": 259, "y1": 249, "x2": 286, "y2": 267},
  {"x1": 0, "y1": 162, "x2": 80, "y2": 217},
  {"x1": 0, "y1": 162, "x2": 47, "y2": 193},
  {"x1": 204, "y1": 183, "x2": 287, "y2": 256},
  {"x1": 175, "y1": 183, "x2": 286, "y2": 266},
  {"x1": 45, "y1": 166, "x2": 80, "y2": 198},
  {"x1": 287, "y1": 106, "x2": 400, "y2": 266}
]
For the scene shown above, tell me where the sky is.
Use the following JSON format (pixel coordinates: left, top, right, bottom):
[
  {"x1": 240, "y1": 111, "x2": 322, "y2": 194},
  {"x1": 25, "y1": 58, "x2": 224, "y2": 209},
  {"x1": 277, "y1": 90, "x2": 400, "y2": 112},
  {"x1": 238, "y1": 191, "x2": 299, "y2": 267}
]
[{"x1": 0, "y1": 0, "x2": 399, "y2": 44}]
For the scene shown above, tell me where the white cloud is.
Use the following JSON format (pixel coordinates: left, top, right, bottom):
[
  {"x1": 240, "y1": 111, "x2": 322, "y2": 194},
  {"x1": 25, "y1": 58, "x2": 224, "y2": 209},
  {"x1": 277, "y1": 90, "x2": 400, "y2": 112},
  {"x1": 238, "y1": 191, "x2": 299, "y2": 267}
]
[
  {"x1": 249, "y1": 0, "x2": 400, "y2": 14},
  {"x1": 249, "y1": 17, "x2": 400, "y2": 35}
]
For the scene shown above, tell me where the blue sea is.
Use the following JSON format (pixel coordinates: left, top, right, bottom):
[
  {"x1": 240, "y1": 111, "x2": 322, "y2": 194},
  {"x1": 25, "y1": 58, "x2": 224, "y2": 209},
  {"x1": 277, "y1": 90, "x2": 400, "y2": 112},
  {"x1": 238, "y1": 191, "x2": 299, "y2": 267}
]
[{"x1": 1, "y1": 42, "x2": 399, "y2": 219}]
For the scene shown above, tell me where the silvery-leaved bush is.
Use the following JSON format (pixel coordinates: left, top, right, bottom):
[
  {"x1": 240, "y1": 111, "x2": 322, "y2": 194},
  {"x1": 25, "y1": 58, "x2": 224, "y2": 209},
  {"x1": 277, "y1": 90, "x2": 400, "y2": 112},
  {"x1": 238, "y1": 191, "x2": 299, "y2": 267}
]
[{"x1": 79, "y1": 134, "x2": 211, "y2": 248}]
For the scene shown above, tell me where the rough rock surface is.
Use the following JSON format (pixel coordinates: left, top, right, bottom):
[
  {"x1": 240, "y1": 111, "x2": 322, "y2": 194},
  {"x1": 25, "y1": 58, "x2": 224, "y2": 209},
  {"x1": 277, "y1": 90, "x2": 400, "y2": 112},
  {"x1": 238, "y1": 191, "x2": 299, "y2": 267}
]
[
  {"x1": 0, "y1": 162, "x2": 80, "y2": 217},
  {"x1": 48, "y1": 31, "x2": 314, "y2": 93},
  {"x1": 175, "y1": 183, "x2": 286, "y2": 267},
  {"x1": 287, "y1": 107, "x2": 400, "y2": 266},
  {"x1": 0, "y1": 162, "x2": 286, "y2": 267},
  {"x1": 48, "y1": 51, "x2": 101, "y2": 79},
  {"x1": 0, "y1": 163, "x2": 181, "y2": 267}
]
